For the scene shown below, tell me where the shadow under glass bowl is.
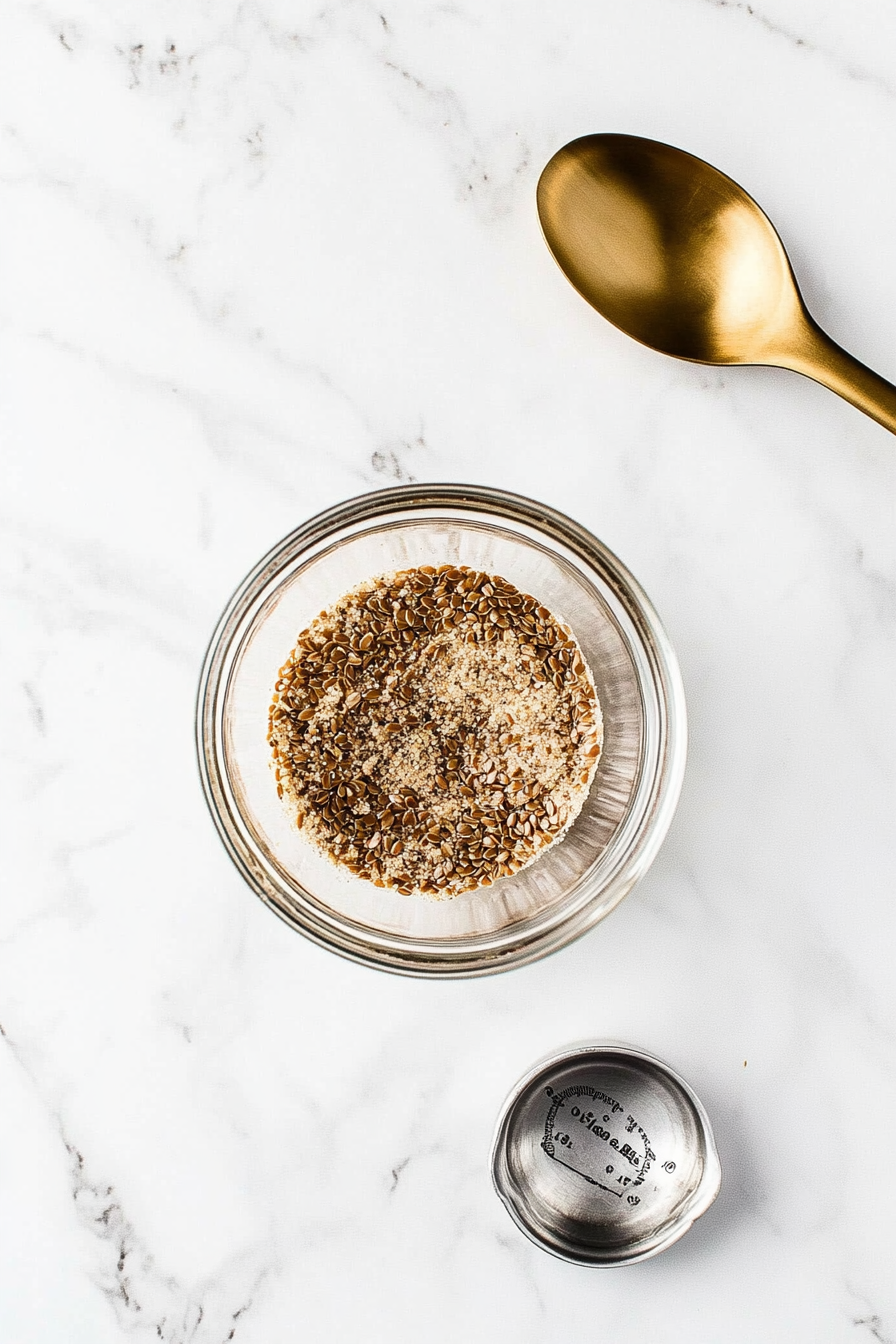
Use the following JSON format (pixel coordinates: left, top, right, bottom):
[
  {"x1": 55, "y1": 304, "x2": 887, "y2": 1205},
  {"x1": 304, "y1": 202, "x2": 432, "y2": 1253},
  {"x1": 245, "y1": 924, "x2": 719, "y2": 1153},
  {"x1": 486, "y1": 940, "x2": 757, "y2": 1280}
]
[{"x1": 196, "y1": 484, "x2": 686, "y2": 977}]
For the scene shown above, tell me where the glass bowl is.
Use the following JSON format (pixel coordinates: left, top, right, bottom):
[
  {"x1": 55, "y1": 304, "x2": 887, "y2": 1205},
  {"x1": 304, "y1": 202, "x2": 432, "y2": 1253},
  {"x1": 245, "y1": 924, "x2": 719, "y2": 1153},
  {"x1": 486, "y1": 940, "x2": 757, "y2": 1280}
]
[{"x1": 196, "y1": 484, "x2": 686, "y2": 977}]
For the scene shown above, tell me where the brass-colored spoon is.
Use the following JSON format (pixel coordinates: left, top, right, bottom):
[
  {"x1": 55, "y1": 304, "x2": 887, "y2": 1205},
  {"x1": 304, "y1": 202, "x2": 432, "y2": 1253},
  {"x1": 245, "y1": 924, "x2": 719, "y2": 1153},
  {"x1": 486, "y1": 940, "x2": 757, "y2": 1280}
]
[{"x1": 537, "y1": 133, "x2": 896, "y2": 434}]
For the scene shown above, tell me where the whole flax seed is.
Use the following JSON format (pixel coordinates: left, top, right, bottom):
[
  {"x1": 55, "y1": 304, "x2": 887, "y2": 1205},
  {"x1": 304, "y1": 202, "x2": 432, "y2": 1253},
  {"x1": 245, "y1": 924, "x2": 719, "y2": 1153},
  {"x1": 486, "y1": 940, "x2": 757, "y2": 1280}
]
[{"x1": 267, "y1": 565, "x2": 603, "y2": 899}]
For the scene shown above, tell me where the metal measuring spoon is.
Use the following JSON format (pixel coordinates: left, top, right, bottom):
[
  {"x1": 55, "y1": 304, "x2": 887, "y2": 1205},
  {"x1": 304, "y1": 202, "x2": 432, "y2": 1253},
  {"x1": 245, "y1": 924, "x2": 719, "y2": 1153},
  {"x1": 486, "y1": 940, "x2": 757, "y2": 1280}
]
[
  {"x1": 491, "y1": 1042, "x2": 721, "y2": 1265},
  {"x1": 537, "y1": 133, "x2": 896, "y2": 434}
]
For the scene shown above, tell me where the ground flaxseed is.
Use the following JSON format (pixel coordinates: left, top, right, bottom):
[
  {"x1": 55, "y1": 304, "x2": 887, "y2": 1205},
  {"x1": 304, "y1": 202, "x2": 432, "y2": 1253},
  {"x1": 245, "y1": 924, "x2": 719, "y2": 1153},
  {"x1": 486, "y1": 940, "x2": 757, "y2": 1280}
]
[{"x1": 267, "y1": 565, "x2": 602, "y2": 899}]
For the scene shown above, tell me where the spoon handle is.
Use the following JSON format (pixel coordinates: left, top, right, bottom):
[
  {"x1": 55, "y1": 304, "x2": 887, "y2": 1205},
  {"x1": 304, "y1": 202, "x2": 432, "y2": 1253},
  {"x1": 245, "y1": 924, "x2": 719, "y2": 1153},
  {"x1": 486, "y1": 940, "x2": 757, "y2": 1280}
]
[{"x1": 787, "y1": 319, "x2": 896, "y2": 435}]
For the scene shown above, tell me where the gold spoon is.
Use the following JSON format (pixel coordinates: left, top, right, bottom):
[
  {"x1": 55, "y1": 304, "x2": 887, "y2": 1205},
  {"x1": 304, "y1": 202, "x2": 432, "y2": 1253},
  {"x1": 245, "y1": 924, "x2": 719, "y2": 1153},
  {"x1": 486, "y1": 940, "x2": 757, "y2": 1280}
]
[{"x1": 537, "y1": 133, "x2": 896, "y2": 434}]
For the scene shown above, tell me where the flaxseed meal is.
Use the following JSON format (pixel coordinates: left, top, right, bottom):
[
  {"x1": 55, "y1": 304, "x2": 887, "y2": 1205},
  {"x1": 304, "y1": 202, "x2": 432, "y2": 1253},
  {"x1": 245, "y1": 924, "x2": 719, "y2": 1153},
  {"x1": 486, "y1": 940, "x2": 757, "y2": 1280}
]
[{"x1": 268, "y1": 565, "x2": 602, "y2": 898}]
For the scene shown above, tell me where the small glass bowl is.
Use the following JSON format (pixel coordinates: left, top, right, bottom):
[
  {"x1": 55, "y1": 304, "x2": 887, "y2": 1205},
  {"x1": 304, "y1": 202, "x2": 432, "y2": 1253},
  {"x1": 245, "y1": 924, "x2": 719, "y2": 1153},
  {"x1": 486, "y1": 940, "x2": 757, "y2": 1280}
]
[{"x1": 196, "y1": 484, "x2": 686, "y2": 976}]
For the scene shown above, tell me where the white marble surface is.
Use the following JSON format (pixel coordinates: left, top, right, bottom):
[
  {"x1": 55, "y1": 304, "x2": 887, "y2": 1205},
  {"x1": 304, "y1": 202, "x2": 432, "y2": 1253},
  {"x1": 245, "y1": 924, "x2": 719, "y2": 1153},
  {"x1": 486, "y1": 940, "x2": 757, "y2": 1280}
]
[{"x1": 2, "y1": 0, "x2": 895, "y2": 1339}]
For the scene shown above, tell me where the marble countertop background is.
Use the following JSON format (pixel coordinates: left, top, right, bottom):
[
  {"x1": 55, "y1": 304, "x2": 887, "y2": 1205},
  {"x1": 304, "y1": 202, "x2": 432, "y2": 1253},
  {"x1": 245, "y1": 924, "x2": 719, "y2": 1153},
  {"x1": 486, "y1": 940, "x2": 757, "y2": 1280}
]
[{"x1": 2, "y1": 1, "x2": 895, "y2": 1340}]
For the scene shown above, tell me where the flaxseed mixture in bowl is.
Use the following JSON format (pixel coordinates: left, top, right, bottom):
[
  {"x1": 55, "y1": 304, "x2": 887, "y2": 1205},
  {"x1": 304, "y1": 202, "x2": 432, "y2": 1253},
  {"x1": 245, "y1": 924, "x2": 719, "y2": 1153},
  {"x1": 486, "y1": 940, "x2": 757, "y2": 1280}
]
[
  {"x1": 268, "y1": 565, "x2": 603, "y2": 898},
  {"x1": 197, "y1": 485, "x2": 685, "y2": 976}
]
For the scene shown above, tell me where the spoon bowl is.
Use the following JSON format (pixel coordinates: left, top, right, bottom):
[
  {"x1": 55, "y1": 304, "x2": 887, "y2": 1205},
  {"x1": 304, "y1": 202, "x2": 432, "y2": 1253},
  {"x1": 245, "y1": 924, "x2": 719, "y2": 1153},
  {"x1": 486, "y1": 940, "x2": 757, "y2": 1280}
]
[{"x1": 537, "y1": 134, "x2": 896, "y2": 433}]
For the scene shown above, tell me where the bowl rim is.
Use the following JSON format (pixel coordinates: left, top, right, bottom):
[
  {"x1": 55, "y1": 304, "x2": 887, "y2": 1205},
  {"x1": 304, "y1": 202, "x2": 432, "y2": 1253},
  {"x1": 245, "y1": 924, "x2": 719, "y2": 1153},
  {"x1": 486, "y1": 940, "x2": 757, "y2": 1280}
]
[{"x1": 195, "y1": 483, "x2": 687, "y2": 977}]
